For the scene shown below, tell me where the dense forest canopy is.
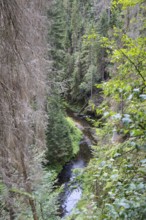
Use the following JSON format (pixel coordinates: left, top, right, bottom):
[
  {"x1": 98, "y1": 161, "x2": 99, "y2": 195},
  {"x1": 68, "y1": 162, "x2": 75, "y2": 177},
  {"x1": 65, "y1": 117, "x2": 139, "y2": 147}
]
[{"x1": 0, "y1": 0, "x2": 146, "y2": 219}]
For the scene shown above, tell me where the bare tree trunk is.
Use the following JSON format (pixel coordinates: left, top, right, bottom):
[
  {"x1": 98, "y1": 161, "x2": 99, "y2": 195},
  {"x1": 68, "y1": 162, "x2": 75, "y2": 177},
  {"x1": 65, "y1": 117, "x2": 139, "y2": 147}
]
[
  {"x1": 8, "y1": 193, "x2": 15, "y2": 220},
  {"x1": 20, "y1": 152, "x2": 39, "y2": 220},
  {"x1": 9, "y1": 206, "x2": 15, "y2": 220}
]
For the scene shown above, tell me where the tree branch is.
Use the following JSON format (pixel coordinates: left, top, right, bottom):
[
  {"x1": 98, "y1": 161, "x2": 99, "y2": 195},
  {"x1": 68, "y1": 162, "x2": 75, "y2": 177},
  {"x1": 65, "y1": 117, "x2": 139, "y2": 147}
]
[{"x1": 120, "y1": 49, "x2": 145, "y2": 84}]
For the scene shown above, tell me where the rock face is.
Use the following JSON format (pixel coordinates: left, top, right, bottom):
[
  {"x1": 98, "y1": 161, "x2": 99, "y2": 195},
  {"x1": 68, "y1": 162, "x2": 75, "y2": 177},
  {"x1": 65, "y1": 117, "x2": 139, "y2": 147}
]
[{"x1": 0, "y1": 1, "x2": 48, "y2": 218}]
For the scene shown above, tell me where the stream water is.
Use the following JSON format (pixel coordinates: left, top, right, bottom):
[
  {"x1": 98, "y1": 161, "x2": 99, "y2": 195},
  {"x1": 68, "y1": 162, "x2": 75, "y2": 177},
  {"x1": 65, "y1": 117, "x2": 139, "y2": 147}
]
[{"x1": 58, "y1": 112, "x2": 95, "y2": 218}]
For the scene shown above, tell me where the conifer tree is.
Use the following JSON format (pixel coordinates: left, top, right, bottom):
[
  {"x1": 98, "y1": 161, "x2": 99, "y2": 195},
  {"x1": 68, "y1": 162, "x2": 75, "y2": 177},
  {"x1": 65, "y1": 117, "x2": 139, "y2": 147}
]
[{"x1": 46, "y1": 94, "x2": 73, "y2": 165}]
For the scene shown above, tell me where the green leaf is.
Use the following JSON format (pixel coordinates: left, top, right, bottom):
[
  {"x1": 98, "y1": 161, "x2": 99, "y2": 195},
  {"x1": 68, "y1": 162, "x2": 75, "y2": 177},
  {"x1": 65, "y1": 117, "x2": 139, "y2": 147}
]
[
  {"x1": 137, "y1": 183, "x2": 145, "y2": 190},
  {"x1": 111, "y1": 174, "x2": 119, "y2": 181},
  {"x1": 119, "y1": 200, "x2": 130, "y2": 209},
  {"x1": 139, "y1": 94, "x2": 146, "y2": 100},
  {"x1": 140, "y1": 159, "x2": 146, "y2": 164}
]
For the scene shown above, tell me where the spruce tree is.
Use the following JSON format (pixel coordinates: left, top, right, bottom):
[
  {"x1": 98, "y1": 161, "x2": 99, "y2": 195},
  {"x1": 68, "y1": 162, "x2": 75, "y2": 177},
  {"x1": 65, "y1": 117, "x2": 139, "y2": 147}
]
[{"x1": 46, "y1": 94, "x2": 73, "y2": 165}]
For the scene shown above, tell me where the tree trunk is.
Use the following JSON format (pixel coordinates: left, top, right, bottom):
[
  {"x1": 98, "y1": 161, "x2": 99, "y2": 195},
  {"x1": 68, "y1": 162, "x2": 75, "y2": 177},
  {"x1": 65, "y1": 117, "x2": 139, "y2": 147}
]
[{"x1": 20, "y1": 152, "x2": 39, "y2": 220}]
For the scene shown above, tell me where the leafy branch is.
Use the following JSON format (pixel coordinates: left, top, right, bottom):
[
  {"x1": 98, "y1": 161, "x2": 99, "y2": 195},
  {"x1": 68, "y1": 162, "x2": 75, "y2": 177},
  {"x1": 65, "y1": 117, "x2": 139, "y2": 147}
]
[{"x1": 119, "y1": 49, "x2": 146, "y2": 84}]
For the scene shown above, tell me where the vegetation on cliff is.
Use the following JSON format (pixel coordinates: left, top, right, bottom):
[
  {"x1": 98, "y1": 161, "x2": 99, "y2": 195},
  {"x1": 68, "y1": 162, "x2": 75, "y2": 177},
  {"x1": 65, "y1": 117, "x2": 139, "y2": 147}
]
[{"x1": 0, "y1": 0, "x2": 145, "y2": 219}]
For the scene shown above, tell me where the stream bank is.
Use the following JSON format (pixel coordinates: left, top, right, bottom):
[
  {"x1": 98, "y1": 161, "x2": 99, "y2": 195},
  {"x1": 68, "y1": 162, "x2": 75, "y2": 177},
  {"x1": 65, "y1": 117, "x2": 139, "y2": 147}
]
[{"x1": 58, "y1": 111, "x2": 97, "y2": 218}]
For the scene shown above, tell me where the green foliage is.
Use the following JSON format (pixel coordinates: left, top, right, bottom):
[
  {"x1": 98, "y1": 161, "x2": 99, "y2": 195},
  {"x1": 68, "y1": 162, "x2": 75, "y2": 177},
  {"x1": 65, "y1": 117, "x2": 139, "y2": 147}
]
[
  {"x1": 114, "y1": 0, "x2": 145, "y2": 9},
  {"x1": 47, "y1": 1, "x2": 146, "y2": 219},
  {"x1": 67, "y1": 1, "x2": 146, "y2": 219},
  {"x1": 34, "y1": 171, "x2": 61, "y2": 220},
  {"x1": 48, "y1": 0, "x2": 68, "y2": 87},
  {"x1": 48, "y1": 0, "x2": 102, "y2": 102},
  {"x1": 70, "y1": 26, "x2": 101, "y2": 101},
  {"x1": 70, "y1": 125, "x2": 146, "y2": 219},
  {"x1": 66, "y1": 117, "x2": 82, "y2": 154},
  {"x1": 46, "y1": 95, "x2": 73, "y2": 165},
  {"x1": 46, "y1": 95, "x2": 83, "y2": 167},
  {"x1": 0, "y1": 172, "x2": 60, "y2": 220},
  {"x1": 0, "y1": 181, "x2": 7, "y2": 219}
]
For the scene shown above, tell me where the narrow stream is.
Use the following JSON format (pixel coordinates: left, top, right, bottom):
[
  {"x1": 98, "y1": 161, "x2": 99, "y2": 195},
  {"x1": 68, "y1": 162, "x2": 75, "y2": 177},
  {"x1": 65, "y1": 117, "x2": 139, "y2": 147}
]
[{"x1": 58, "y1": 111, "x2": 95, "y2": 218}]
